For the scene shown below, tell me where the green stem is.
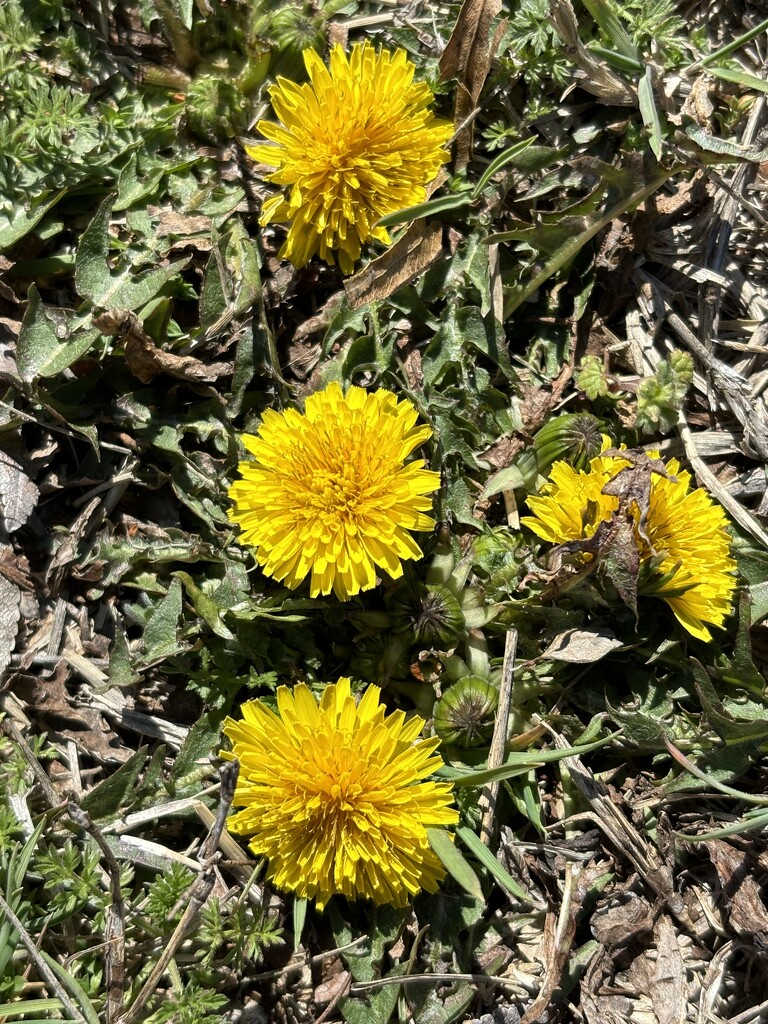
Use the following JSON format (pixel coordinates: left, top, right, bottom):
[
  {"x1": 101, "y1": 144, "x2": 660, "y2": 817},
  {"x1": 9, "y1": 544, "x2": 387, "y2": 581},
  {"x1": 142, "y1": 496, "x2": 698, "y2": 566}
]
[{"x1": 502, "y1": 169, "x2": 673, "y2": 319}]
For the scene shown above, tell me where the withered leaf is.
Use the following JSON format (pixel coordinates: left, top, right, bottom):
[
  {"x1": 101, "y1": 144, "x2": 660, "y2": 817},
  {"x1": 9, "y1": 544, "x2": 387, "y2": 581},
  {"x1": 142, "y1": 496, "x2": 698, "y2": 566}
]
[
  {"x1": 94, "y1": 309, "x2": 233, "y2": 384},
  {"x1": 549, "y1": 0, "x2": 636, "y2": 106},
  {"x1": 599, "y1": 513, "x2": 640, "y2": 619},
  {"x1": 591, "y1": 894, "x2": 655, "y2": 948},
  {"x1": 535, "y1": 512, "x2": 641, "y2": 616},
  {"x1": 708, "y1": 840, "x2": 768, "y2": 937},
  {"x1": 0, "y1": 449, "x2": 39, "y2": 534},
  {"x1": 439, "y1": 0, "x2": 502, "y2": 96},
  {"x1": 344, "y1": 221, "x2": 444, "y2": 309},
  {"x1": 439, "y1": 0, "x2": 504, "y2": 167},
  {"x1": 9, "y1": 662, "x2": 130, "y2": 763},
  {"x1": 542, "y1": 627, "x2": 624, "y2": 664},
  {"x1": 601, "y1": 449, "x2": 673, "y2": 548},
  {"x1": 0, "y1": 545, "x2": 21, "y2": 674},
  {"x1": 650, "y1": 915, "x2": 686, "y2": 1024}
]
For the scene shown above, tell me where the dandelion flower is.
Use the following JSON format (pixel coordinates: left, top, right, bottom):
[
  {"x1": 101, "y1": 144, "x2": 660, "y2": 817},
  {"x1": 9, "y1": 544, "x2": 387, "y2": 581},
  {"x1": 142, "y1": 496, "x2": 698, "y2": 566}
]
[
  {"x1": 221, "y1": 678, "x2": 458, "y2": 908},
  {"x1": 228, "y1": 382, "x2": 440, "y2": 601},
  {"x1": 521, "y1": 447, "x2": 737, "y2": 641},
  {"x1": 247, "y1": 41, "x2": 452, "y2": 274}
]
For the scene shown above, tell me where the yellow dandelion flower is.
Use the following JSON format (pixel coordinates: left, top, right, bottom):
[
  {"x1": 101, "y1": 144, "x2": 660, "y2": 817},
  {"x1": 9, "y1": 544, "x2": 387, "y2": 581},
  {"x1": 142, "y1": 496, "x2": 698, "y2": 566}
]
[
  {"x1": 221, "y1": 678, "x2": 458, "y2": 908},
  {"x1": 247, "y1": 41, "x2": 452, "y2": 274},
  {"x1": 228, "y1": 382, "x2": 440, "y2": 601},
  {"x1": 521, "y1": 447, "x2": 737, "y2": 642}
]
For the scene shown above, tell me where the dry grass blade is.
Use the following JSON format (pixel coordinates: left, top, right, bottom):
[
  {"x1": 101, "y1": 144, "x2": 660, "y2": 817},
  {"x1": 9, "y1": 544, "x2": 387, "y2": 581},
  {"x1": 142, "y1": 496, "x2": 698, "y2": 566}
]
[{"x1": 479, "y1": 628, "x2": 517, "y2": 844}]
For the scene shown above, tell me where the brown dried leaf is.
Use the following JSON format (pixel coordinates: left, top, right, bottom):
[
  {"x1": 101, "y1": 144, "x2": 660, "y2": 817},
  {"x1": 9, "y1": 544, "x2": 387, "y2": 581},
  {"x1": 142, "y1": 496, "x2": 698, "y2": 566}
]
[
  {"x1": 591, "y1": 894, "x2": 654, "y2": 948},
  {"x1": 708, "y1": 840, "x2": 768, "y2": 937},
  {"x1": 519, "y1": 903, "x2": 577, "y2": 1024},
  {"x1": 439, "y1": 0, "x2": 502, "y2": 95},
  {"x1": 344, "y1": 220, "x2": 444, "y2": 309},
  {"x1": 480, "y1": 434, "x2": 526, "y2": 472},
  {"x1": 0, "y1": 317, "x2": 21, "y2": 381},
  {"x1": 438, "y1": 0, "x2": 504, "y2": 167},
  {"x1": 0, "y1": 545, "x2": 21, "y2": 674},
  {"x1": 599, "y1": 513, "x2": 640, "y2": 618},
  {"x1": 8, "y1": 662, "x2": 130, "y2": 763},
  {"x1": 549, "y1": 0, "x2": 636, "y2": 106},
  {"x1": 94, "y1": 310, "x2": 233, "y2": 384},
  {"x1": 154, "y1": 211, "x2": 213, "y2": 238},
  {"x1": 601, "y1": 450, "x2": 674, "y2": 546},
  {"x1": 541, "y1": 627, "x2": 624, "y2": 664},
  {"x1": 314, "y1": 967, "x2": 350, "y2": 1006},
  {"x1": 650, "y1": 915, "x2": 686, "y2": 1024},
  {"x1": 0, "y1": 449, "x2": 39, "y2": 534}
]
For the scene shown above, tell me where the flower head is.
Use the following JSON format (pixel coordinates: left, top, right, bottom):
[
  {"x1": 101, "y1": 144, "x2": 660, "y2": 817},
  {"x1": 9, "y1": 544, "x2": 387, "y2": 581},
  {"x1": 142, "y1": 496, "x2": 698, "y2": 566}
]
[
  {"x1": 521, "y1": 446, "x2": 737, "y2": 641},
  {"x1": 247, "y1": 41, "x2": 452, "y2": 274},
  {"x1": 228, "y1": 383, "x2": 440, "y2": 601},
  {"x1": 221, "y1": 678, "x2": 457, "y2": 908}
]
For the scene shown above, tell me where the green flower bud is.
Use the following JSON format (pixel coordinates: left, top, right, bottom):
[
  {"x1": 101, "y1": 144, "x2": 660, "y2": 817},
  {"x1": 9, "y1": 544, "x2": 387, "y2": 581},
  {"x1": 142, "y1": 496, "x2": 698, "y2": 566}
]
[
  {"x1": 388, "y1": 583, "x2": 465, "y2": 647},
  {"x1": 185, "y1": 74, "x2": 247, "y2": 143},
  {"x1": 512, "y1": 412, "x2": 604, "y2": 492},
  {"x1": 252, "y1": 3, "x2": 327, "y2": 82},
  {"x1": 433, "y1": 676, "x2": 498, "y2": 747}
]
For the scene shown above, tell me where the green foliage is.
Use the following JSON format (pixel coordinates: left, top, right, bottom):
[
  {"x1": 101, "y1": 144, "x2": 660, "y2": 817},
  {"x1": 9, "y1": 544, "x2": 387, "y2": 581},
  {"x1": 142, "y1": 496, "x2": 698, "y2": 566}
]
[
  {"x1": 197, "y1": 895, "x2": 283, "y2": 971},
  {"x1": 0, "y1": 733, "x2": 286, "y2": 1015},
  {"x1": 576, "y1": 355, "x2": 611, "y2": 400},
  {"x1": 33, "y1": 839, "x2": 104, "y2": 919},
  {"x1": 502, "y1": 0, "x2": 572, "y2": 86},
  {"x1": 617, "y1": 0, "x2": 688, "y2": 62},
  {"x1": 635, "y1": 351, "x2": 694, "y2": 433},
  {"x1": 143, "y1": 982, "x2": 228, "y2": 1024},
  {"x1": 144, "y1": 863, "x2": 197, "y2": 924},
  {"x1": 1, "y1": 0, "x2": 766, "y2": 1020}
]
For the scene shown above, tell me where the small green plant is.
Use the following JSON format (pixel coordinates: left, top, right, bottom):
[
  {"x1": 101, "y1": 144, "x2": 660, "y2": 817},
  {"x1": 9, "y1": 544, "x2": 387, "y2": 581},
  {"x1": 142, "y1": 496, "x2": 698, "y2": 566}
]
[{"x1": 636, "y1": 351, "x2": 694, "y2": 433}]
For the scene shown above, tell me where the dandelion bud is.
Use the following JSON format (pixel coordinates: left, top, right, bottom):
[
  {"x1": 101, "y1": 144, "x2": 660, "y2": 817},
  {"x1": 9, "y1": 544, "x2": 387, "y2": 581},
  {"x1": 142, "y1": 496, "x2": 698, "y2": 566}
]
[{"x1": 433, "y1": 676, "x2": 499, "y2": 747}]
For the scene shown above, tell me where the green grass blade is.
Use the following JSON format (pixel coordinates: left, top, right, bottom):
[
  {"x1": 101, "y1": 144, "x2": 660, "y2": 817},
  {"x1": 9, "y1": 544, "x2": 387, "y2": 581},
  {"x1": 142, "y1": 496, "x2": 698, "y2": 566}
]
[
  {"x1": 687, "y1": 16, "x2": 768, "y2": 70},
  {"x1": 674, "y1": 809, "x2": 768, "y2": 842},
  {"x1": 456, "y1": 827, "x2": 532, "y2": 903},
  {"x1": 580, "y1": 0, "x2": 639, "y2": 61},
  {"x1": 38, "y1": 951, "x2": 100, "y2": 1024},
  {"x1": 292, "y1": 897, "x2": 308, "y2": 952},
  {"x1": 0, "y1": 1000, "x2": 64, "y2": 1018},
  {"x1": 427, "y1": 829, "x2": 483, "y2": 902},
  {"x1": 705, "y1": 66, "x2": 768, "y2": 94},
  {"x1": 638, "y1": 67, "x2": 663, "y2": 160},
  {"x1": 375, "y1": 192, "x2": 472, "y2": 229},
  {"x1": 472, "y1": 138, "x2": 536, "y2": 198},
  {"x1": 439, "y1": 730, "x2": 623, "y2": 787}
]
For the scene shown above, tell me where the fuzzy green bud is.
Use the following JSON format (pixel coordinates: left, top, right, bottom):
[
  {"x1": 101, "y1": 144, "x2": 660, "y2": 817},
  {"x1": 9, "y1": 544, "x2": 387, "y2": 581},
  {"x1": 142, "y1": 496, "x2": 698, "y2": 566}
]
[
  {"x1": 575, "y1": 355, "x2": 610, "y2": 400},
  {"x1": 668, "y1": 350, "x2": 693, "y2": 388},
  {"x1": 184, "y1": 74, "x2": 247, "y2": 143},
  {"x1": 252, "y1": 3, "x2": 326, "y2": 82}
]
